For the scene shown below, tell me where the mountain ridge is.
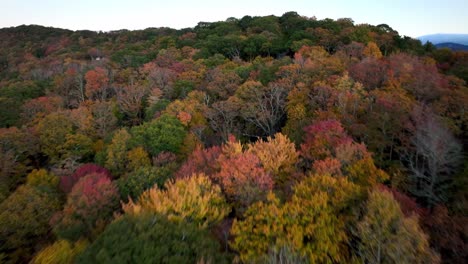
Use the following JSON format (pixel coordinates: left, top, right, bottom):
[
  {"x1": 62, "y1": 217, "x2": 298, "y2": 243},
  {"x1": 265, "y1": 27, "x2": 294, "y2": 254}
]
[{"x1": 418, "y1": 33, "x2": 468, "y2": 45}]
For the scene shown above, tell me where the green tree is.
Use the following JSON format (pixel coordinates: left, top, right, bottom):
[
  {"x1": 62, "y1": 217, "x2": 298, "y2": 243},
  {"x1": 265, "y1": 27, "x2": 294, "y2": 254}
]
[
  {"x1": 37, "y1": 112, "x2": 74, "y2": 162},
  {"x1": 117, "y1": 166, "x2": 172, "y2": 201},
  {"x1": 131, "y1": 114, "x2": 186, "y2": 156},
  {"x1": 105, "y1": 128, "x2": 131, "y2": 176},
  {"x1": 76, "y1": 213, "x2": 230, "y2": 264},
  {"x1": 0, "y1": 183, "x2": 61, "y2": 263}
]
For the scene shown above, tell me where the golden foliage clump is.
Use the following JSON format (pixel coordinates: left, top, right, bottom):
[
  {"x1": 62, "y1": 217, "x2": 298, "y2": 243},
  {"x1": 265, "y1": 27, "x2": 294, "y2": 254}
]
[
  {"x1": 126, "y1": 146, "x2": 151, "y2": 171},
  {"x1": 123, "y1": 173, "x2": 230, "y2": 228},
  {"x1": 231, "y1": 174, "x2": 361, "y2": 263},
  {"x1": 31, "y1": 239, "x2": 88, "y2": 264},
  {"x1": 247, "y1": 133, "x2": 298, "y2": 186},
  {"x1": 363, "y1": 41, "x2": 383, "y2": 59},
  {"x1": 356, "y1": 189, "x2": 440, "y2": 263}
]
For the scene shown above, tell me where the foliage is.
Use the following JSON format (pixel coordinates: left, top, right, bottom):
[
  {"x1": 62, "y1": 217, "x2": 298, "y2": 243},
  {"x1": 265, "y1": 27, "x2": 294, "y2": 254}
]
[
  {"x1": 37, "y1": 112, "x2": 74, "y2": 162},
  {"x1": 126, "y1": 146, "x2": 151, "y2": 171},
  {"x1": 31, "y1": 239, "x2": 88, "y2": 264},
  {"x1": 105, "y1": 128, "x2": 132, "y2": 176},
  {"x1": 231, "y1": 174, "x2": 361, "y2": 263},
  {"x1": 175, "y1": 145, "x2": 222, "y2": 179},
  {"x1": 117, "y1": 166, "x2": 172, "y2": 201},
  {"x1": 26, "y1": 169, "x2": 59, "y2": 190},
  {"x1": 421, "y1": 205, "x2": 468, "y2": 264},
  {"x1": 130, "y1": 114, "x2": 186, "y2": 156},
  {"x1": 123, "y1": 174, "x2": 229, "y2": 228},
  {"x1": 247, "y1": 133, "x2": 298, "y2": 187},
  {"x1": 215, "y1": 138, "x2": 274, "y2": 214},
  {"x1": 60, "y1": 163, "x2": 112, "y2": 193},
  {"x1": 0, "y1": 184, "x2": 61, "y2": 263},
  {"x1": 85, "y1": 67, "x2": 109, "y2": 100},
  {"x1": 355, "y1": 188, "x2": 440, "y2": 263},
  {"x1": 76, "y1": 213, "x2": 230, "y2": 264},
  {"x1": 52, "y1": 173, "x2": 119, "y2": 241},
  {"x1": 0, "y1": 11, "x2": 467, "y2": 263},
  {"x1": 300, "y1": 119, "x2": 352, "y2": 161}
]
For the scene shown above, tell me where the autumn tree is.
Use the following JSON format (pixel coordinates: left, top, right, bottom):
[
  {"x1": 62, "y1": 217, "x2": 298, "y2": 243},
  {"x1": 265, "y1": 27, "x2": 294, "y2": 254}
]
[
  {"x1": 231, "y1": 174, "x2": 361, "y2": 263},
  {"x1": 363, "y1": 88, "x2": 413, "y2": 166},
  {"x1": 68, "y1": 105, "x2": 95, "y2": 138},
  {"x1": 84, "y1": 67, "x2": 109, "y2": 100},
  {"x1": 126, "y1": 146, "x2": 151, "y2": 171},
  {"x1": 213, "y1": 137, "x2": 274, "y2": 214},
  {"x1": 123, "y1": 174, "x2": 229, "y2": 228},
  {"x1": 363, "y1": 41, "x2": 383, "y2": 59},
  {"x1": 300, "y1": 119, "x2": 352, "y2": 162},
  {"x1": 105, "y1": 129, "x2": 131, "y2": 176},
  {"x1": 31, "y1": 239, "x2": 88, "y2": 264},
  {"x1": 52, "y1": 173, "x2": 120, "y2": 241},
  {"x1": 59, "y1": 163, "x2": 112, "y2": 193},
  {"x1": 247, "y1": 133, "x2": 298, "y2": 188},
  {"x1": 355, "y1": 188, "x2": 440, "y2": 263},
  {"x1": 349, "y1": 57, "x2": 388, "y2": 90},
  {"x1": 142, "y1": 63, "x2": 176, "y2": 98},
  {"x1": 387, "y1": 54, "x2": 445, "y2": 102},
  {"x1": 205, "y1": 67, "x2": 242, "y2": 99},
  {"x1": 20, "y1": 95, "x2": 63, "y2": 124},
  {"x1": 175, "y1": 145, "x2": 222, "y2": 179}
]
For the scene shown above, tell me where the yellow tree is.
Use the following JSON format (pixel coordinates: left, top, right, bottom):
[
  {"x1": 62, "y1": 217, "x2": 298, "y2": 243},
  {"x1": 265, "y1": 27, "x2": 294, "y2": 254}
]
[
  {"x1": 356, "y1": 188, "x2": 440, "y2": 263},
  {"x1": 105, "y1": 129, "x2": 131, "y2": 176},
  {"x1": 247, "y1": 133, "x2": 298, "y2": 188},
  {"x1": 231, "y1": 174, "x2": 361, "y2": 263},
  {"x1": 123, "y1": 174, "x2": 230, "y2": 228},
  {"x1": 363, "y1": 41, "x2": 383, "y2": 59}
]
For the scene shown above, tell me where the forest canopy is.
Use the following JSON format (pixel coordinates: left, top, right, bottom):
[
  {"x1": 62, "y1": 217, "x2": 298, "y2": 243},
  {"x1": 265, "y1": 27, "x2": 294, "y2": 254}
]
[{"x1": 0, "y1": 12, "x2": 467, "y2": 263}]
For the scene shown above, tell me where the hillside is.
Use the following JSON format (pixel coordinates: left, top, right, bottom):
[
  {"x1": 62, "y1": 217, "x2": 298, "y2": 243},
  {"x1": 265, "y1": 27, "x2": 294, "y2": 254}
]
[{"x1": 0, "y1": 12, "x2": 467, "y2": 264}]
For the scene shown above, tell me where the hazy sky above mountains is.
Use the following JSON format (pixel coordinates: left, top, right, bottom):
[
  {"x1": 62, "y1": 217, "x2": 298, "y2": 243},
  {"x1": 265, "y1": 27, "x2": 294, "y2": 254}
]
[{"x1": 1, "y1": 0, "x2": 467, "y2": 37}]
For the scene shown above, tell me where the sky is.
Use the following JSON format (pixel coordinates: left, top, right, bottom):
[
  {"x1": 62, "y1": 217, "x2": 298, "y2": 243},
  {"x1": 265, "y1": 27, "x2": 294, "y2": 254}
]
[{"x1": 1, "y1": 0, "x2": 467, "y2": 38}]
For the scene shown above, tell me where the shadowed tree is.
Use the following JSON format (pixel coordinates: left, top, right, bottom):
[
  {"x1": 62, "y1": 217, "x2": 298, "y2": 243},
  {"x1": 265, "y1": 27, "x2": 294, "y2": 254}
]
[{"x1": 403, "y1": 107, "x2": 462, "y2": 207}]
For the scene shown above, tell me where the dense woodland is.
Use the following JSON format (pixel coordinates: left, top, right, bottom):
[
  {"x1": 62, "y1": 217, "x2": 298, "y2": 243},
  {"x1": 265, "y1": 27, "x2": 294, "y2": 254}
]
[{"x1": 0, "y1": 12, "x2": 467, "y2": 263}]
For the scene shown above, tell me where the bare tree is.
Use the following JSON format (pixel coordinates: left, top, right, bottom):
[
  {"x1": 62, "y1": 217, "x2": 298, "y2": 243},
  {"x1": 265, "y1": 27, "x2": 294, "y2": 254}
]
[
  {"x1": 114, "y1": 85, "x2": 148, "y2": 125},
  {"x1": 403, "y1": 106, "x2": 462, "y2": 207},
  {"x1": 91, "y1": 101, "x2": 117, "y2": 139},
  {"x1": 239, "y1": 81, "x2": 287, "y2": 136},
  {"x1": 206, "y1": 97, "x2": 241, "y2": 142}
]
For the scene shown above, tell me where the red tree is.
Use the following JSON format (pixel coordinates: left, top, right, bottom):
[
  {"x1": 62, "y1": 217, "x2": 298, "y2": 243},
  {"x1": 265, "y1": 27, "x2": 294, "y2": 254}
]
[
  {"x1": 85, "y1": 67, "x2": 109, "y2": 100},
  {"x1": 52, "y1": 172, "x2": 119, "y2": 241},
  {"x1": 60, "y1": 163, "x2": 112, "y2": 193},
  {"x1": 175, "y1": 145, "x2": 222, "y2": 179}
]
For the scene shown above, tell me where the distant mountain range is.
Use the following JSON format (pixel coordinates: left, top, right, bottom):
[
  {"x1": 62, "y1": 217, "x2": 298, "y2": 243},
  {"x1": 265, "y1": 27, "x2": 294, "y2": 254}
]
[
  {"x1": 418, "y1": 33, "x2": 468, "y2": 46},
  {"x1": 434, "y1": 42, "x2": 468, "y2": 51}
]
